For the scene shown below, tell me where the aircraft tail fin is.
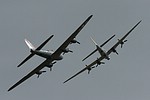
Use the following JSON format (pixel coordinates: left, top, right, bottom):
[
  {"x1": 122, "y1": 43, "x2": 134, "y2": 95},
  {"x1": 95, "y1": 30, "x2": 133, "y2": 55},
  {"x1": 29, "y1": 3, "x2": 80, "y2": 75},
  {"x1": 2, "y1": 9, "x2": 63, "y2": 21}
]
[
  {"x1": 25, "y1": 39, "x2": 36, "y2": 50},
  {"x1": 18, "y1": 35, "x2": 54, "y2": 67},
  {"x1": 90, "y1": 36, "x2": 98, "y2": 46},
  {"x1": 82, "y1": 37, "x2": 98, "y2": 61},
  {"x1": 24, "y1": 35, "x2": 54, "y2": 51},
  {"x1": 82, "y1": 35, "x2": 115, "y2": 61}
]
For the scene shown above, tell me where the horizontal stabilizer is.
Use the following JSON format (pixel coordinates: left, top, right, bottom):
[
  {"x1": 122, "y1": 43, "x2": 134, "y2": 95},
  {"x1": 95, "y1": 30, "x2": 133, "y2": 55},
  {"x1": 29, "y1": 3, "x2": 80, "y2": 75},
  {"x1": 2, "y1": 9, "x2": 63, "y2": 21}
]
[
  {"x1": 17, "y1": 35, "x2": 54, "y2": 67},
  {"x1": 82, "y1": 34, "x2": 115, "y2": 61},
  {"x1": 17, "y1": 53, "x2": 35, "y2": 67},
  {"x1": 82, "y1": 49, "x2": 97, "y2": 61},
  {"x1": 100, "y1": 34, "x2": 115, "y2": 47},
  {"x1": 36, "y1": 35, "x2": 54, "y2": 50}
]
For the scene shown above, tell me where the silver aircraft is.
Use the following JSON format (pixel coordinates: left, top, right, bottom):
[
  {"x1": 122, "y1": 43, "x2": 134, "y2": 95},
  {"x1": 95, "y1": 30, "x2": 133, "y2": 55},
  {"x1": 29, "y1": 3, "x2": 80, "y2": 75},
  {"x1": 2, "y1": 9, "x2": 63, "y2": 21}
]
[
  {"x1": 8, "y1": 15, "x2": 93, "y2": 91},
  {"x1": 82, "y1": 34, "x2": 116, "y2": 62},
  {"x1": 63, "y1": 20, "x2": 142, "y2": 83}
]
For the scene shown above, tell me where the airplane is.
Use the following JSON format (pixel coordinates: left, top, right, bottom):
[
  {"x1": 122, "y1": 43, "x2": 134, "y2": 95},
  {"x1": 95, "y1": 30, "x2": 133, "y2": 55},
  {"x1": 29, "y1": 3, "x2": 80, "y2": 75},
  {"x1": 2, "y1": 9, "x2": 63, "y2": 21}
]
[
  {"x1": 63, "y1": 20, "x2": 142, "y2": 83},
  {"x1": 8, "y1": 15, "x2": 93, "y2": 91},
  {"x1": 82, "y1": 34, "x2": 116, "y2": 62}
]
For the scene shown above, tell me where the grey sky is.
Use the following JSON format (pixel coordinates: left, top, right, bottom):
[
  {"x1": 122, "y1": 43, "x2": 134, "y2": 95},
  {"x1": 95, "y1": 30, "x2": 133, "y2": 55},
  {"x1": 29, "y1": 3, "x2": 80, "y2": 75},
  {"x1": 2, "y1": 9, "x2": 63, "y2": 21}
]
[{"x1": 0, "y1": 0, "x2": 149, "y2": 100}]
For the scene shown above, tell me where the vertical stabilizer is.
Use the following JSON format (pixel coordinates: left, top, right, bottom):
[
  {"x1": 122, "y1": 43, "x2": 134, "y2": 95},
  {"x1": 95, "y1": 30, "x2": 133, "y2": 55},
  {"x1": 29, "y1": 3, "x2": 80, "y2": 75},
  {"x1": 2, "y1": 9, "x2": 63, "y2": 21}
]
[
  {"x1": 24, "y1": 39, "x2": 36, "y2": 50},
  {"x1": 17, "y1": 35, "x2": 54, "y2": 67},
  {"x1": 90, "y1": 36, "x2": 98, "y2": 46}
]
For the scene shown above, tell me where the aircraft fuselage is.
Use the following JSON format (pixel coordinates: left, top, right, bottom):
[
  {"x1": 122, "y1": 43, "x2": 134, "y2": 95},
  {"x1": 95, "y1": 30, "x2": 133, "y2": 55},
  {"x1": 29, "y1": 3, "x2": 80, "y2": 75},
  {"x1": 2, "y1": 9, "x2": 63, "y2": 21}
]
[
  {"x1": 32, "y1": 50, "x2": 63, "y2": 60},
  {"x1": 97, "y1": 46, "x2": 110, "y2": 60}
]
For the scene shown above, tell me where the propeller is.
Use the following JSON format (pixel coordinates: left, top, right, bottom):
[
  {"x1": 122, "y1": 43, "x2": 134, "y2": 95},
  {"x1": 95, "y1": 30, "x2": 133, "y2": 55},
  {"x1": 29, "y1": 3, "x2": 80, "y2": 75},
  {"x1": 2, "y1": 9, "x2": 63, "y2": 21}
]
[
  {"x1": 70, "y1": 39, "x2": 80, "y2": 44},
  {"x1": 87, "y1": 68, "x2": 91, "y2": 74},
  {"x1": 85, "y1": 65, "x2": 91, "y2": 74},
  {"x1": 111, "y1": 48, "x2": 119, "y2": 55},
  {"x1": 46, "y1": 61, "x2": 56, "y2": 71},
  {"x1": 36, "y1": 70, "x2": 46, "y2": 78},
  {"x1": 118, "y1": 39, "x2": 128, "y2": 48},
  {"x1": 96, "y1": 58, "x2": 105, "y2": 67},
  {"x1": 120, "y1": 40, "x2": 127, "y2": 48},
  {"x1": 50, "y1": 62, "x2": 56, "y2": 71},
  {"x1": 62, "y1": 48, "x2": 73, "y2": 55}
]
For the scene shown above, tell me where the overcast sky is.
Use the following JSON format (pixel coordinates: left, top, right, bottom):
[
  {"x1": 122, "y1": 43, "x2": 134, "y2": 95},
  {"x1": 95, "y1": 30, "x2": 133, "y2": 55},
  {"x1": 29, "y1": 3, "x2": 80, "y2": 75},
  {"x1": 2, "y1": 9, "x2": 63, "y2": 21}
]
[{"x1": 0, "y1": 0, "x2": 150, "y2": 100}]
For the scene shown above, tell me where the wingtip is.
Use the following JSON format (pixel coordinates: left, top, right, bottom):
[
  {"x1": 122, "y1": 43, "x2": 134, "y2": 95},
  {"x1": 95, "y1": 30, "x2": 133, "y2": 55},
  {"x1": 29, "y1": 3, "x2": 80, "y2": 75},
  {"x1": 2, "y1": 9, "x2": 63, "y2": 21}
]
[
  {"x1": 48, "y1": 34, "x2": 54, "y2": 40},
  {"x1": 89, "y1": 15, "x2": 93, "y2": 19},
  {"x1": 82, "y1": 58, "x2": 86, "y2": 62},
  {"x1": 7, "y1": 88, "x2": 11, "y2": 92},
  {"x1": 17, "y1": 65, "x2": 21, "y2": 68},
  {"x1": 51, "y1": 34, "x2": 54, "y2": 37},
  {"x1": 139, "y1": 20, "x2": 142, "y2": 23},
  {"x1": 63, "y1": 81, "x2": 67, "y2": 84},
  {"x1": 63, "y1": 79, "x2": 70, "y2": 84},
  {"x1": 8, "y1": 86, "x2": 14, "y2": 92}
]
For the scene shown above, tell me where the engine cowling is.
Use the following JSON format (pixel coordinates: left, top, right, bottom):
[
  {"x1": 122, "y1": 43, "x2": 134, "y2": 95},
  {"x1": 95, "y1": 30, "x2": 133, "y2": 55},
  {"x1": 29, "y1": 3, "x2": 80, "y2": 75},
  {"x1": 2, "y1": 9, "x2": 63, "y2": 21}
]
[
  {"x1": 96, "y1": 59, "x2": 105, "y2": 67},
  {"x1": 62, "y1": 48, "x2": 73, "y2": 55},
  {"x1": 111, "y1": 48, "x2": 118, "y2": 55},
  {"x1": 35, "y1": 70, "x2": 46, "y2": 78},
  {"x1": 118, "y1": 39, "x2": 127, "y2": 48},
  {"x1": 46, "y1": 63, "x2": 53, "y2": 67},
  {"x1": 46, "y1": 62, "x2": 56, "y2": 71},
  {"x1": 70, "y1": 39, "x2": 80, "y2": 44}
]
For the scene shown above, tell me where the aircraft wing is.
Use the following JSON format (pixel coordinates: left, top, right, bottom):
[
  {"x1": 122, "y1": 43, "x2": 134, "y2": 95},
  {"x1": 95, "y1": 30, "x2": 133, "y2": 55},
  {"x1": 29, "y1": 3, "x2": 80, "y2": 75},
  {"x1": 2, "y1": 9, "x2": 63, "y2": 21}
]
[
  {"x1": 64, "y1": 20, "x2": 141, "y2": 84},
  {"x1": 51, "y1": 15, "x2": 93, "y2": 59},
  {"x1": 8, "y1": 59, "x2": 53, "y2": 91},
  {"x1": 119, "y1": 20, "x2": 141, "y2": 43},
  {"x1": 64, "y1": 56, "x2": 105, "y2": 83},
  {"x1": 63, "y1": 67, "x2": 87, "y2": 84},
  {"x1": 17, "y1": 35, "x2": 54, "y2": 67},
  {"x1": 107, "y1": 20, "x2": 142, "y2": 55},
  {"x1": 8, "y1": 15, "x2": 93, "y2": 91},
  {"x1": 82, "y1": 34, "x2": 115, "y2": 61}
]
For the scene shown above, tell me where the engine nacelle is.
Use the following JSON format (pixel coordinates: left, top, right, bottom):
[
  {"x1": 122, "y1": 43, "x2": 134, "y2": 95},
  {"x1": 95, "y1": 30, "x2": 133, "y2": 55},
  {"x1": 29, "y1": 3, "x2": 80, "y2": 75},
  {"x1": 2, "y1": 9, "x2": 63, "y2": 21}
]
[
  {"x1": 70, "y1": 39, "x2": 80, "y2": 44},
  {"x1": 111, "y1": 48, "x2": 118, "y2": 55},
  {"x1": 35, "y1": 70, "x2": 46, "y2": 78},
  {"x1": 118, "y1": 39, "x2": 127, "y2": 48},
  {"x1": 46, "y1": 63, "x2": 53, "y2": 68},
  {"x1": 96, "y1": 60, "x2": 105, "y2": 66},
  {"x1": 46, "y1": 62, "x2": 56, "y2": 71},
  {"x1": 62, "y1": 48, "x2": 73, "y2": 55}
]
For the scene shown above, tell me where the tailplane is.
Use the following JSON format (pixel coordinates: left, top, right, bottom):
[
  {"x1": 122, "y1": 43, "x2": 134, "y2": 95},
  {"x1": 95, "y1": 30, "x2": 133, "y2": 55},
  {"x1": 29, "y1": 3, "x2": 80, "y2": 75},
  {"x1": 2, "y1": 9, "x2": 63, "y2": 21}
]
[
  {"x1": 82, "y1": 35, "x2": 115, "y2": 61},
  {"x1": 17, "y1": 35, "x2": 54, "y2": 67}
]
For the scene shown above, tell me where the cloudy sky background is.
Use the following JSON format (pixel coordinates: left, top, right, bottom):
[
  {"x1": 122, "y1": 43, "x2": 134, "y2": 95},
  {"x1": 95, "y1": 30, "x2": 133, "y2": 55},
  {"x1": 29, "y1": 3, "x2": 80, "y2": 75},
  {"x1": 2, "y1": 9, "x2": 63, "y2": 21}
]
[{"x1": 0, "y1": 0, "x2": 149, "y2": 100}]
